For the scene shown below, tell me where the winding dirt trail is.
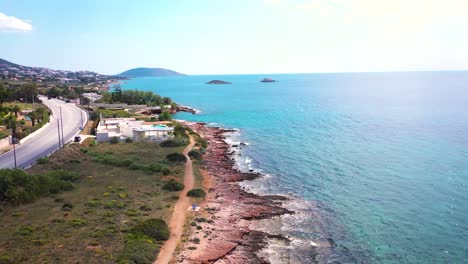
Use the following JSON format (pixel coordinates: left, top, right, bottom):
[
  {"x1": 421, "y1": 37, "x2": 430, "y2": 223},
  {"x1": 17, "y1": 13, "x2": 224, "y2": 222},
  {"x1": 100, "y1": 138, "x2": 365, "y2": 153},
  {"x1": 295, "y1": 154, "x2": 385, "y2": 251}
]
[{"x1": 155, "y1": 136, "x2": 195, "y2": 264}]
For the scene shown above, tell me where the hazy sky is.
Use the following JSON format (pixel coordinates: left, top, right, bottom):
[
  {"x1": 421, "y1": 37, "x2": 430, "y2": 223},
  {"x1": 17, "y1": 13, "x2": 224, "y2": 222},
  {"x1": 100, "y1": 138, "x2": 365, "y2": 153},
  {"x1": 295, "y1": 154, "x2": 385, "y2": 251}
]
[{"x1": 1, "y1": 0, "x2": 468, "y2": 75}]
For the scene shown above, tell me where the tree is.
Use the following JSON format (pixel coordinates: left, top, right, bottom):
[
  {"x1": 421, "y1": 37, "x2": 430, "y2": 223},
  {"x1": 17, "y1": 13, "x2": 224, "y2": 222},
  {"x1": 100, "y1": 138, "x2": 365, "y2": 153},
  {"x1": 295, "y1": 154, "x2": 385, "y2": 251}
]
[
  {"x1": 20, "y1": 83, "x2": 38, "y2": 103},
  {"x1": 158, "y1": 111, "x2": 172, "y2": 121},
  {"x1": 162, "y1": 97, "x2": 172, "y2": 105},
  {"x1": 5, "y1": 115, "x2": 17, "y2": 139},
  {"x1": 46, "y1": 87, "x2": 61, "y2": 98},
  {"x1": 35, "y1": 108, "x2": 48, "y2": 124},
  {"x1": 29, "y1": 111, "x2": 40, "y2": 127},
  {"x1": 12, "y1": 105, "x2": 20, "y2": 117},
  {"x1": 80, "y1": 96, "x2": 90, "y2": 106},
  {"x1": 0, "y1": 82, "x2": 11, "y2": 107}
]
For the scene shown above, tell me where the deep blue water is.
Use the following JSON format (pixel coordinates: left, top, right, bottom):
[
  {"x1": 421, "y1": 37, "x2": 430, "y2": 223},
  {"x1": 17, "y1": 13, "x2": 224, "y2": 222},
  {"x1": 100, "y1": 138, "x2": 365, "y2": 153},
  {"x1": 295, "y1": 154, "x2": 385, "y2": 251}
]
[{"x1": 122, "y1": 72, "x2": 468, "y2": 263}]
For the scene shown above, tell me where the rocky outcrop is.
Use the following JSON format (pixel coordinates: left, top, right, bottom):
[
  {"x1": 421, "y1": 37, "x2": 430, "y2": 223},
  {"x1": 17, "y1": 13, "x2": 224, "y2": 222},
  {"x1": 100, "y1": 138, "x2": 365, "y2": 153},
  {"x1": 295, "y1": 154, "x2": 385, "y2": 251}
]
[
  {"x1": 175, "y1": 105, "x2": 200, "y2": 114},
  {"x1": 176, "y1": 123, "x2": 293, "y2": 263},
  {"x1": 206, "y1": 80, "x2": 232, "y2": 84},
  {"x1": 260, "y1": 78, "x2": 277, "y2": 83}
]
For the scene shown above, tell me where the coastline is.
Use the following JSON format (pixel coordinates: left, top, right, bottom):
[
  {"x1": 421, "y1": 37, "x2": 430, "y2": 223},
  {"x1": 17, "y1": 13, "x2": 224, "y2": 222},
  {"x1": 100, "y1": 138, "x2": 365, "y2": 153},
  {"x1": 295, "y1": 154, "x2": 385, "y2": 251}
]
[{"x1": 176, "y1": 121, "x2": 293, "y2": 263}]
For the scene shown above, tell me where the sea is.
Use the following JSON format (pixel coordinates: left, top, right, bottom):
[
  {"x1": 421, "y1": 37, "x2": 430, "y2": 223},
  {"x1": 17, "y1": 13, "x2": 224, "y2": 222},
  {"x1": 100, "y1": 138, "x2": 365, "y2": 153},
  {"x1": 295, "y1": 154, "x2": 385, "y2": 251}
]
[{"x1": 121, "y1": 72, "x2": 468, "y2": 264}]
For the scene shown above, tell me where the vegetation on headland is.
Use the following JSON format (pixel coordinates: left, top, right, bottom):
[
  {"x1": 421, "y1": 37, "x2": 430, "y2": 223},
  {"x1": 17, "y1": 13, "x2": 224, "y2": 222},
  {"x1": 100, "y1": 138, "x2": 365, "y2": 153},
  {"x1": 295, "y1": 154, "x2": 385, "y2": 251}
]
[
  {"x1": 98, "y1": 87, "x2": 175, "y2": 108},
  {"x1": 0, "y1": 137, "x2": 189, "y2": 263}
]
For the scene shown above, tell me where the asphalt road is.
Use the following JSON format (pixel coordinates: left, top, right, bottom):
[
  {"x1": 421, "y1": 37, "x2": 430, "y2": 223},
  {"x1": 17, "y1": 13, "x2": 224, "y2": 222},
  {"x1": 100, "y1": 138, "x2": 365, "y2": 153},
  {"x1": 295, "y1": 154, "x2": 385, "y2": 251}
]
[{"x1": 0, "y1": 96, "x2": 87, "y2": 169}]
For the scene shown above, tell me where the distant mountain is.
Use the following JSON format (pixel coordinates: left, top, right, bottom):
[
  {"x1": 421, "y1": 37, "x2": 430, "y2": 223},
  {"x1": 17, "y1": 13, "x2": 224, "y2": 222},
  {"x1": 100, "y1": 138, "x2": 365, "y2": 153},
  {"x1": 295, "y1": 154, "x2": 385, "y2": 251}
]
[
  {"x1": 0, "y1": 57, "x2": 113, "y2": 83},
  {"x1": 118, "y1": 67, "x2": 185, "y2": 78},
  {"x1": 0, "y1": 58, "x2": 20, "y2": 67}
]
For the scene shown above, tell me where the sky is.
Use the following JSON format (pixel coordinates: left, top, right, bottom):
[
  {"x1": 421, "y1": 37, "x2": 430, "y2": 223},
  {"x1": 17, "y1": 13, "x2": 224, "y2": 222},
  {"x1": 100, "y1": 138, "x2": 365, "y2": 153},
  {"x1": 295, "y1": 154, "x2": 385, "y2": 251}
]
[{"x1": 1, "y1": 0, "x2": 468, "y2": 75}]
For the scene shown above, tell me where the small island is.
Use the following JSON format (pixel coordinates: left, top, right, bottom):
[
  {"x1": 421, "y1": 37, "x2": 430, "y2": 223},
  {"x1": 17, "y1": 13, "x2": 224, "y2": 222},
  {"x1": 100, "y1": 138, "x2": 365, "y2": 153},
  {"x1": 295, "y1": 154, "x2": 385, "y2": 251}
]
[
  {"x1": 206, "y1": 80, "x2": 232, "y2": 85},
  {"x1": 260, "y1": 78, "x2": 277, "y2": 83}
]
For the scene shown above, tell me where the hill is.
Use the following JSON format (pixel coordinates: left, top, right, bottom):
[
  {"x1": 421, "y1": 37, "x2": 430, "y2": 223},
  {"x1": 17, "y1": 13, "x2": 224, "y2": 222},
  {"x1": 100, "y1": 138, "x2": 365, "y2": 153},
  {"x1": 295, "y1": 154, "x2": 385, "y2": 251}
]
[
  {"x1": 0, "y1": 57, "x2": 112, "y2": 83},
  {"x1": 118, "y1": 67, "x2": 185, "y2": 78},
  {"x1": 0, "y1": 58, "x2": 20, "y2": 67}
]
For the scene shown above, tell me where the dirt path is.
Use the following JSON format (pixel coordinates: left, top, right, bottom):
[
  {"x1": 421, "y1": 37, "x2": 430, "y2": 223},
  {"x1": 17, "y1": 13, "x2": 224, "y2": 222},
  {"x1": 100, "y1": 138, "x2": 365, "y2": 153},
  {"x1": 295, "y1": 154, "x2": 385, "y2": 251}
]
[{"x1": 155, "y1": 136, "x2": 195, "y2": 264}]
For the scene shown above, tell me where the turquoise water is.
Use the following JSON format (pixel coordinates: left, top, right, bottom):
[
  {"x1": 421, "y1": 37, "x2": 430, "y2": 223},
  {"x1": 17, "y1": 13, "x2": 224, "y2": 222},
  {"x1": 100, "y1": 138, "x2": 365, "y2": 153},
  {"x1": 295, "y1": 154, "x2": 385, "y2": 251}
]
[{"x1": 122, "y1": 72, "x2": 468, "y2": 263}]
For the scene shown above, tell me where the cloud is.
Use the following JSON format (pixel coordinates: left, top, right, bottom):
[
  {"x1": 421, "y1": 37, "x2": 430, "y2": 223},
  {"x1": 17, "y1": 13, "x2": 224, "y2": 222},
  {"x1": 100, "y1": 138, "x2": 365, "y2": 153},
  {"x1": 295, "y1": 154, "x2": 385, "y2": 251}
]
[{"x1": 0, "y1": 12, "x2": 33, "y2": 32}]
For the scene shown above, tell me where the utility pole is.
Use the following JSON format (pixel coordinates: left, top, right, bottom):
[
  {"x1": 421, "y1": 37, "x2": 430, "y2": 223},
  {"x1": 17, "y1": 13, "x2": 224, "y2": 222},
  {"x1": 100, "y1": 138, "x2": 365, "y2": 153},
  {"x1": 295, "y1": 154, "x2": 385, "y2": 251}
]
[
  {"x1": 57, "y1": 119, "x2": 62, "y2": 148},
  {"x1": 80, "y1": 110, "x2": 83, "y2": 130},
  {"x1": 60, "y1": 107, "x2": 65, "y2": 147},
  {"x1": 12, "y1": 136, "x2": 17, "y2": 169}
]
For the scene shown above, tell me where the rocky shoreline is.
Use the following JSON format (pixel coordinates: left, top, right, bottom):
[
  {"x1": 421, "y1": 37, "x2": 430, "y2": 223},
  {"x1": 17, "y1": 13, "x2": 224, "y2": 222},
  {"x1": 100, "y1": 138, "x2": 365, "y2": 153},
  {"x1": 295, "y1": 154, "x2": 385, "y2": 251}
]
[{"x1": 177, "y1": 122, "x2": 293, "y2": 263}]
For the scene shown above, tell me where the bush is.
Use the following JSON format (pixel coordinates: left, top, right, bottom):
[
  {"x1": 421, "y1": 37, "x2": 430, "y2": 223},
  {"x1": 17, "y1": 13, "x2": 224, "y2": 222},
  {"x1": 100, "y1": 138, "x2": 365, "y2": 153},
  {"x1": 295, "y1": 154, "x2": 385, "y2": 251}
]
[
  {"x1": 90, "y1": 111, "x2": 100, "y2": 121},
  {"x1": 109, "y1": 136, "x2": 119, "y2": 144},
  {"x1": 118, "y1": 235, "x2": 159, "y2": 264},
  {"x1": 162, "y1": 180, "x2": 184, "y2": 192},
  {"x1": 173, "y1": 124, "x2": 187, "y2": 138},
  {"x1": 129, "y1": 219, "x2": 170, "y2": 241},
  {"x1": 37, "y1": 157, "x2": 49, "y2": 164},
  {"x1": 0, "y1": 169, "x2": 79, "y2": 205},
  {"x1": 61, "y1": 203, "x2": 74, "y2": 211},
  {"x1": 80, "y1": 148, "x2": 89, "y2": 153},
  {"x1": 188, "y1": 150, "x2": 202, "y2": 160},
  {"x1": 158, "y1": 111, "x2": 172, "y2": 121},
  {"x1": 160, "y1": 139, "x2": 187, "y2": 147},
  {"x1": 69, "y1": 218, "x2": 88, "y2": 227},
  {"x1": 128, "y1": 163, "x2": 142, "y2": 170},
  {"x1": 166, "y1": 153, "x2": 187, "y2": 162},
  {"x1": 196, "y1": 138, "x2": 208, "y2": 149},
  {"x1": 125, "y1": 137, "x2": 133, "y2": 143},
  {"x1": 187, "y1": 189, "x2": 206, "y2": 198},
  {"x1": 161, "y1": 167, "x2": 171, "y2": 175}
]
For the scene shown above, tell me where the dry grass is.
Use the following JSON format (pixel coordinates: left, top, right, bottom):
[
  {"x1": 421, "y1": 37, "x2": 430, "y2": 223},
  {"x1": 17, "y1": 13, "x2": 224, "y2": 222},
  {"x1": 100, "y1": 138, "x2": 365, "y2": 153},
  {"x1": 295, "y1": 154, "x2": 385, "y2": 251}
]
[{"x1": 0, "y1": 139, "x2": 187, "y2": 263}]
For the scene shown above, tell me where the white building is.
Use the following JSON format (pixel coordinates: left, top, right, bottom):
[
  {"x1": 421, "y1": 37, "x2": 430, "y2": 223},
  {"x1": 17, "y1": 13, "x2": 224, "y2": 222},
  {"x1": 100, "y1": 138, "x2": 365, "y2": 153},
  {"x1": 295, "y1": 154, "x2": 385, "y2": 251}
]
[{"x1": 96, "y1": 118, "x2": 174, "y2": 142}]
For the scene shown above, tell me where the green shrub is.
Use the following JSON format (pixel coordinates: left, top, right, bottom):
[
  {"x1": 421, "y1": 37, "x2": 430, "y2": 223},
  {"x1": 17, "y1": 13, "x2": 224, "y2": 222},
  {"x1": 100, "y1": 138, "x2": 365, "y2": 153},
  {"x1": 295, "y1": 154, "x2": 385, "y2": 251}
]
[
  {"x1": 125, "y1": 137, "x2": 133, "y2": 143},
  {"x1": 187, "y1": 189, "x2": 206, "y2": 198},
  {"x1": 129, "y1": 218, "x2": 170, "y2": 241},
  {"x1": 160, "y1": 139, "x2": 187, "y2": 147},
  {"x1": 109, "y1": 136, "x2": 119, "y2": 144},
  {"x1": 0, "y1": 254, "x2": 13, "y2": 264},
  {"x1": 196, "y1": 138, "x2": 208, "y2": 149},
  {"x1": 118, "y1": 235, "x2": 159, "y2": 264},
  {"x1": 161, "y1": 167, "x2": 171, "y2": 175},
  {"x1": 85, "y1": 200, "x2": 101, "y2": 207},
  {"x1": 139, "y1": 205, "x2": 151, "y2": 211},
  {"x1": 37, "y1": 157, "x2": 49, "y2": 164},
  {"x1": 158, "y1": 111, "x2": 172, "y2": 121},
  {"x1": 0, "y1": 169, "x2": 79, "y2": 205},
  {"x1": 69, "y1": 218, "x2": 88, "y2": 227},
  {"x1": 162, "y1": 180, "x2": 184, "y2": 192},
  {"x1": 80, "y1": 148, "x2": 89, "y2": 153},
  {"x1": 166, "y1": 153, "x2": 187, "y2": 162},
  {"x1": 188, "y1": 150, "x2": 203, "y2": 160},
  {"x1": 61, "y1": 203, "x2": 73, "y2": 211},
  {"x1": 16, "y1": 225, "x2": 34, "y2": 236},
  {"x1": 90, "y1": 140, "x2": 97, "y2": 146},
  {"x1": 128, "y1": 163, "x2": 142, "y2": 170},
  {"x1": 173, "y1": 124, "x2": 187, "y2": 138}
]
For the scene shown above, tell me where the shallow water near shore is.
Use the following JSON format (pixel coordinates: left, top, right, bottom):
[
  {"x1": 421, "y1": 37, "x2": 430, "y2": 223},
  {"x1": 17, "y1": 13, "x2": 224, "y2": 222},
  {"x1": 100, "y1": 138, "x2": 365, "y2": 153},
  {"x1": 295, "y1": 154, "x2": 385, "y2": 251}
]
[{"x1": 122, "y1": 72, "x2": 468, "y2": 263}]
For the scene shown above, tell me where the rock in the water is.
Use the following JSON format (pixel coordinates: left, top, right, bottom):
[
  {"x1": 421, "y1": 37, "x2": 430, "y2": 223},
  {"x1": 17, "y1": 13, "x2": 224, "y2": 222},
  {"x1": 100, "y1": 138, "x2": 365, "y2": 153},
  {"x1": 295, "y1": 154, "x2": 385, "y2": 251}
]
[
  {"x1": 260, "y1": 78, "x2": 277, "y2": 83},
  {"x1": 206, "y1": 80, "x2": 232, "y2": 84}
]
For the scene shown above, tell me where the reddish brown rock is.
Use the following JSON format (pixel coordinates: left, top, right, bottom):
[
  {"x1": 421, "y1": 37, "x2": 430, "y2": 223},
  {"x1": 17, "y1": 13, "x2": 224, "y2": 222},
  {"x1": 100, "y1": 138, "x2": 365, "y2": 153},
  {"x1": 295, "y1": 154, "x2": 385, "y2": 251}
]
[{"x1": 176, "y1": 122, "x2": 292, "y2": 264}]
